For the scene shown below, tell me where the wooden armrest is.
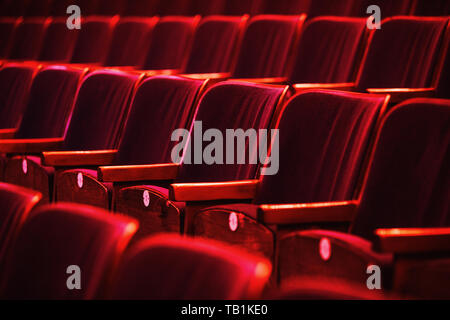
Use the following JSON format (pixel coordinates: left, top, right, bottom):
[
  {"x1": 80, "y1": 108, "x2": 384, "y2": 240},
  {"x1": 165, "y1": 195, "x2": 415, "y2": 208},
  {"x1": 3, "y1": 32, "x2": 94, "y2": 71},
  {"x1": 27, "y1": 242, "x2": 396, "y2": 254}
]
[
  {"x1": 98, "y1": 163, "x2": 180, "y2": 182},
  {"x1": 169, "y1": 180, "x2": 259, "y2": 202},
  {"x1": 145, "y1": 69, "x2": 181, "y2": 76},
  {"x1": 366, "y1": 88, "x2": 435, "y2": 103},
  {"x1": 0, "y1": 128, "x2": 17, "y2": 139},
  {"x1": 233, "y1": 77, "x2": 288, "y2": 85},
  {"x1": 181, "y1": 72, "x2": 231, "y2": 80},
  {"x1": 0, "y1": 138, "x2": 64, "y2": 153},
  {"x1": 42, "y1": 150, "x2": 117, "y2": 167},
  {"x1": 374, "y1": 228, "x2": 450, "y2": 254},
  {"x1": 258, "y1": 201, "x2": 359, "y2": 225},
  {"x1": 293, "y1": 82, "x2": 355, "y2": 93}
]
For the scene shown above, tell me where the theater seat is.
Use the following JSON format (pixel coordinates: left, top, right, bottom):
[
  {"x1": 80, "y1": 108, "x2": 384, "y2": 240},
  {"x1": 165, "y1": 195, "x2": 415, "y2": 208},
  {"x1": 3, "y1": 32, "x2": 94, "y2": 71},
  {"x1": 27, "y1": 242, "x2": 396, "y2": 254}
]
[
  {"x1": 183, "y1": 90, "x2": 389, "y2": 260},
  {"x1": 0, "y1": 203, "x2": 138, "y2": 299},
  {"x1": 231, "y1": 15, "x2": 305, "y2": 79},
  {"x1": 224, "y1": 0, "x2": 264, "y2": 15},
  {"x1": 351, "y1": 0, "x2": 414, "y2": 17},
  {"x1": 140, "y1": 16, "x2": 200, "y2": 71},
  {"x1": 110, "y1": 234, "x2": 271, "y2": 299},
  {"x1": 104, "y1": 17, "x2": 157, "y2": 67},
  {"x1": 1, "y1": 70, "x2": 139, "y2": 202},
  {"x1": 182, "y1": 15, "x2": 247, "y2": 74},
  {"x1": 0, "y1": 183, "x2": 41, "y2": 269},
  {"x1": 52, "y1": 76, "x2": 206, "y2": 213},
  {"x1": 289, "y1": 16, "x2": 366, "y2": 86},
  {"x1": 70, "y1": 16, "x2": 117, "y2": 65},
  {"x1": 102, "y1": 81, "x2": 288, "y2": 238},
  {"x1": 276, "y1": 98, "x2": 449, "y2": 294},
  {"x1": 37, "y1": 17, "x2": 80, "y2": 62},
  {"x1": 50, "y1": 0, "x2": 99, "y2": 16},
  {"x1": 354, "y1": 17, "x2": 449, "y2": 102}
]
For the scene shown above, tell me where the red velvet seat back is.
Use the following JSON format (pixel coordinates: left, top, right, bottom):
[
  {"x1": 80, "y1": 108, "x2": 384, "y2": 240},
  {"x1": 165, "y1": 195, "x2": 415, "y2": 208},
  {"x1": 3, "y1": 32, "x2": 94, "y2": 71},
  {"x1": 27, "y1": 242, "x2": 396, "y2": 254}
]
[
  {"x1": 255, "y1": 90, "x2": 387, "y2": 204},
  {"x1": 232, "y1": 15, "x2": 303, "y2": 78},
  {"x1": 104, "y1": 17, "x2": 156, "y2": 67},
  {"x1": 38, "y1": 18, "x2": 80, "y2": 62},
  {"x1": 289, "y1": 17, "x2": 366, "y2": 84},
  {"x1": 115, "y1": 76, "x2": 204, "y2": 165},
  {"x1": 70, "y1": 17, "x2": 115, "y2": 64},
  {"x1": 141, "y1": 16, "x2": 198, "y2": 70},
  {"x1": 175, "y1": 81, "x2": 285, "y2": 183},
  {"x1": 351, "y1": 99, "x2": 450, "y2": 240},
  {"x1": 111, "y1": 235, "x2": 271, "y2": 299},
  {"x1": 63, "y1": 70, "x2": 139, "y2": 151},
  {"x1": 0, "y1": 63, "x2": 36, "y2": 129},
  {"x1": 96, "y1": 0, "x2": 125, "y2": 16},
  {"x1": 8, "y1": 18, "x2": 48, "y2": 60},
  {"x1": 0, "y1": 203, "x2": 137, "y2": 299},
  {"x1": 0, "y1": 18, "x2": 17, "y2": 58},
  {"x1": 356, "y1": 17, "x2": 448, "y2": 90},
  {"x1": 0, "y1": 183, "x2": 41, "y2": 266},
  {"x1": 184, "y1": 16, "x2": 244, "y2": 74},
  {"x1": 15, "y1": 66, "x2": 84, "y2": 139}
]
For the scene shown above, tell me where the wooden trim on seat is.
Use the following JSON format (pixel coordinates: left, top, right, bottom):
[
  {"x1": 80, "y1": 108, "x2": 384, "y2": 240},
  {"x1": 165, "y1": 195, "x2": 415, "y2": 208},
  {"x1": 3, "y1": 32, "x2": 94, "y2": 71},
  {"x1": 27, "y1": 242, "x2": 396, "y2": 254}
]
[
  {"x1": 98, "y1": 163, "x2": 180, "y2": 182},
  {"x1": 42, "y1": 150, "x2": 117, "y2": 166},
  {"x1": 258, "y1": 200, "x2": 359, "y2": 225},
  {"x1": 169, "y1": 179, "x2": 259, "y2": 202},
  {"x1": 366, "y1": 87, "x2": 435, "y2": 103},
  {"x1": 375, "y1": 228, "x2": 450, "y2": 254}
]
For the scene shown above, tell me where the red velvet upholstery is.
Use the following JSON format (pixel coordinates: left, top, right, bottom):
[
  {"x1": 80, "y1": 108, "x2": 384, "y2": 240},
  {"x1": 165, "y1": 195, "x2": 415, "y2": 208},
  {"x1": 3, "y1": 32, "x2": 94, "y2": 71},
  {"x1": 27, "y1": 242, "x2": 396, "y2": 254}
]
[
  {"x1": 104, "y1": 17, "x2": 156, "y2": 67},
  {"x1": 0, "y1": 203, "x2": 137, "y2": 299},
  {"x1": 14, "y1": 65, "x2": 84, "y2": 139},
  {"x1": 115, "y1": 76, "x2": 204, "y2": 165},
  {"x1": 356, "y1": 17, "x2": 449, "y2": 90},
  {"x1": 110, "y1": 234, "x2": 271, "y2": 299},
  {"x1": 176, "y1": 81, "x2": 285, "y2": 183},
  {"x1": 95, "y1": 0, "x2": 125, "y2": 16},
  {"x1": 62, "y1": 70, "x2": 139, "y2": 151},
  {"x1": 38, "y1": 18, "x2": 79, "y2": 62},
  {"x1": 141, "y1": 16, "x2": 198, "y2": 70},
  {"x1": 0, "y1": 183, "x2": 41, "y2": 267},
  {"x1": 0, "y1": 63, "x2": 36, "y2": 129},
  {"x1": 8, "y1": 18, "x2": 48, "y2": 60},
  {"x1": 70, "y1": 17, "x2": 116, "y2": 64},
  {"x1": 289, "y1": 17, "x2": 366, "y2": 84},
  {"x1": 188, "y1": 0, "x2": 225, "y2": 15},
  {"x1": 351, "y1": 99, "x2": 450, "y2": 239},
  {"x1": 0, "y1": 18, "x2": 18, "y2": 58},
  {"x1": 232, "y1": 15, "x2": 303, "y2": 78},
  {"x1": 184, "y1": 16, "x2": 244, "y2": 74},
  {"x1": 256, "y1": 90, "x2": 386, "y2": 204},
  {"x1": 278, "y1": 98, "x2": 450, "y2": 286},
  {"x1": 55, "y1": 76, "x2": 204, "y2": 208},
  {"x1": 122, "y1": 0, "x2": 159, "y2": 17},
  {"x1": 193, "y1": 90, "x2": 387, "y2": 258}
]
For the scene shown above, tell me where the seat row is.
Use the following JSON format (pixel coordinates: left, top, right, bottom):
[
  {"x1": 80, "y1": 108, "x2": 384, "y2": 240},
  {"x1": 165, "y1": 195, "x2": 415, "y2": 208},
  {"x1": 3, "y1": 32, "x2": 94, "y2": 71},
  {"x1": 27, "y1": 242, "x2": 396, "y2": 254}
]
[
  {"x1": 1, "y1": 15, "x2": 449, "y2": 85},
  {"x1": 1, "y1": 0, "x2": 449, "y2": 18}
]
